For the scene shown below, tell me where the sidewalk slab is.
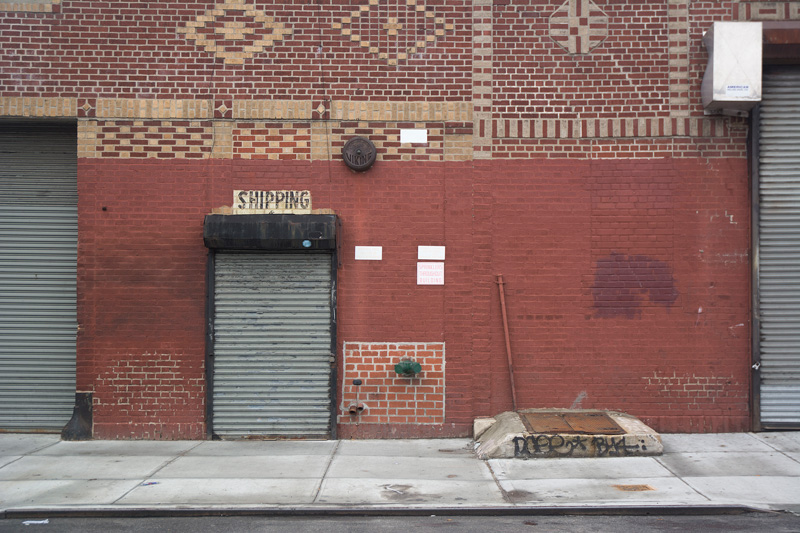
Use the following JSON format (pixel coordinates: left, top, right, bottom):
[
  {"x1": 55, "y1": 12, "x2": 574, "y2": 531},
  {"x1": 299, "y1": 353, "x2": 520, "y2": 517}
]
[
  {"x1": 752, "y1": 432, "x2": 800, "y2": 453},
  {"x1": 186, "y1": 440, "x2": 336, "y2": 457},
  {"x1": 0, "y1": 479, "x2": 141, "y2": 508},
  {"x1": 657, "y1": 451, "x2": 800, "y2": 477},
  {"x1": 30, "y1": 440, "x2": 199, "y2": 457},
  {"x1": 152, "y1": 455, "x2": 332, "y2": 479},
  {"x1": 489, "y1": 456, "x2": 673, "y2": 480},
  {"x1": 116, "y1": 478, "x2": 321, "y2": 506},
  {"x1": 496, "y1": 477, "x2": 710, "y2": 506},
  {"x1": 660, "y1": 433, "x2": 774, "y2": 454},
  {"x1": 326, "y1": 455, "x2": 492, "y2": 481},
  {"x1": 0, "y1": 435, "x2": 59, "y2": 456},
  {"x1": 336, "y1": 439, "x2": 473, "y2": 458},
  {"x1": 680, "y1": 476, "x2": 800, "y2": 507},
  {"x1": 316, "y1": 478, "x2": 506, "y2": 506},
  {"x1": 0, "y1": 455, "x2": 172, "y2": 481}
]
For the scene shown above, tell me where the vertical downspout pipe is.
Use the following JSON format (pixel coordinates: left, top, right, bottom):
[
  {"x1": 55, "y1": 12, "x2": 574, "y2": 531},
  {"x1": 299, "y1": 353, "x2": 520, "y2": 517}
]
[{"x1": 496, "y1": 275, "x2": 518, "y2": 411}]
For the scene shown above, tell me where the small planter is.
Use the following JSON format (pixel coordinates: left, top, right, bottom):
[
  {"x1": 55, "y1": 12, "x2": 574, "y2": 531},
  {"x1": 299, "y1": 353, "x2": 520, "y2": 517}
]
[{"x1": 394, "y1": 359, "x2": 422, "y2": 377}]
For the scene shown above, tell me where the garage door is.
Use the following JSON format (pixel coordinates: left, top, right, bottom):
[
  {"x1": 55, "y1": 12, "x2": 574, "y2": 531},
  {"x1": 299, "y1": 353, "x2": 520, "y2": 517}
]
[
  {"x1": 212, "y1": 253, "x2": 334, "y2": 438},
  {"x1": 757, "y1": 67, "x2": 800, "y2": 427},
  {"x1": 0, "y1": 122, "x2": 77, "y2": 431}
]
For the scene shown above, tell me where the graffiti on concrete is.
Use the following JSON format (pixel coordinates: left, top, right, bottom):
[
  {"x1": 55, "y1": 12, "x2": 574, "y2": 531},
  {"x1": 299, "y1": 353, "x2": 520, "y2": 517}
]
[
  {"x1": 513, "y1": 434, "x2": 646, "y2": 458},
  {"x1": 513, "y1": 435, "x2": 588, "y2": 457}
]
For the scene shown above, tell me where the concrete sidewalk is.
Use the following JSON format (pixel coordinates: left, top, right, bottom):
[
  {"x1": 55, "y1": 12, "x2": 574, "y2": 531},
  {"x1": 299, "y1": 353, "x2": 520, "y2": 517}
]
[{"x1": 1, "y1": 432, "x2": 799, "y2": 517}]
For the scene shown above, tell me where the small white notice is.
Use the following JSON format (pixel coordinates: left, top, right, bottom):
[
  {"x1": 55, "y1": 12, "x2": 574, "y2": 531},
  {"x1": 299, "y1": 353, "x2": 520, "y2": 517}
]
[
  {"x1": 401, "y1": 129, "x2": 428, "y2": 144},
  {"x1": 725, "y1": 84, "x2": 751, "y2": 97},
  {"x1": 417, "y1": 262, "x2": 444, "y2": 285},
  {"x1": 355, "y1": 246, "x2": 382, "y2": 261},
  {"x1": 418, "y1": 246, "x2": 445, "y2": 260}
]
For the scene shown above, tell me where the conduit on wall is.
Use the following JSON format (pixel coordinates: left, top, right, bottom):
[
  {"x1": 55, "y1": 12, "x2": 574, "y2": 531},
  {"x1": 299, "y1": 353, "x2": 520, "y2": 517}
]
[{"x1": 496, "y1": 275, "x2": 518, "y2": 411}]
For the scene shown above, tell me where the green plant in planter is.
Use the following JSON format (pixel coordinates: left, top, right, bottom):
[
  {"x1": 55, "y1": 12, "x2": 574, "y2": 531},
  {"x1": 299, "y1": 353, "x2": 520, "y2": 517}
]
[{"x1": 394, "y1": 360, "x2": 422, "y2": 376}]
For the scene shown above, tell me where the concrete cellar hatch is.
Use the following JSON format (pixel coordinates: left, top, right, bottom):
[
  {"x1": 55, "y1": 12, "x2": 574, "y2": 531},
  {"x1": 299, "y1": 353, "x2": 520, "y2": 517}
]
[
  {"x1": 473, "y1": 409, "x2": 663, "y2": 459},
  {"x1": 520, "y1": 411, "x2": 626, "y2": 435}
]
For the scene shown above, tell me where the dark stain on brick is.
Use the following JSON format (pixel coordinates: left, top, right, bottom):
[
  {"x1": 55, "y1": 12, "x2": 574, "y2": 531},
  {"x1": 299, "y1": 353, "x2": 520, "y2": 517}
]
[{"x1": 592, "y1": 252, "x2": 678, "y2": 318}]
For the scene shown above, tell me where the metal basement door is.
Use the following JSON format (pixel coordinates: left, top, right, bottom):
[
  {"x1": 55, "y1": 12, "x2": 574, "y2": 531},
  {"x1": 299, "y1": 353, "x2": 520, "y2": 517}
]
[
  {"x1": 0, "y1": 122, "x2": 77, "y2": 431},
  {"x1": 757, "y1": 67, "x2": 800, "y2": 427},
  {"x1": 212, "y1": 253, "x2": 334, "y2": 438}
]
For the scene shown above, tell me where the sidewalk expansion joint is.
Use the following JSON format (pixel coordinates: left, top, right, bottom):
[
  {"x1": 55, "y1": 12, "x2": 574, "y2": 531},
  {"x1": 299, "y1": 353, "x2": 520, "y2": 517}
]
[
  {"x1": 484, "y1": 460, "x2": 512, "y2": 504},
  {"x1": 311, "y1": 439, "x2": 340, "y2": 504},
  {"x1": 111, "y1": 440, "x2": 205, "y2": 505}
]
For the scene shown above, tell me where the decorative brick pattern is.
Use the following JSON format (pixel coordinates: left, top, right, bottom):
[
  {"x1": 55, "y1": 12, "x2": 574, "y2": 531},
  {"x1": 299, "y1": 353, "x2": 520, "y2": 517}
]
[
  {"x1": 472, "y1": 0, "x2": 493, "y2": 159},
  {"x1": 334, "y1": 0, "x2": 456, "y2": 65},
  {"x1": 669, "y1": 0, "x2": 691, "y2": 117},
  {"x1": 495, "y1": 116, "x2": 735, "y2": 140},
  {"x1": 331, "y1": 101, "x2": 472, "y2": 122},
  {"x1": 232, "y1": 122, "x2": 310, "y2": 160},
  {"x1": 737, "y1": 1, "x2": 800, "y2": 20},
  {"x1": 492, "y1": 1, "x2": 672, "y2": 120},
  {"x1": 0, "y1": 0, "x2": 59, "y2": 13},
  {"x1": 95, "y1": 99, "x2": 212, "y2": 120},
  {"x1": 233, "y1": 100, "x2": 313, "y2": 120},
  {"x1": 548, "y1": 0, "x2": 609, "y2": 55},
  {"x1": 85, "y1": 120, "x2": 215, "y2": 159},
  {"x1": 0, "y1": 97, "x2": 75, "y2": 117},
  {"x1": 341, "y1": 342, "x2": 445, "y2": 425},
  {"x1": 491, "y1": 117, "x2": 748, "y2": 158},
  {"x1": 177, "y1": 1, "x2": 292, "y2": 65}
]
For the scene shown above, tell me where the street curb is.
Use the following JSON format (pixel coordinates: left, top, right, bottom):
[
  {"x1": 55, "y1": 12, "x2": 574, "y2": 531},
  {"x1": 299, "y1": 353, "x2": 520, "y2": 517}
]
[{"x1": 1, "y1": 504, "x2": 771, "y2": 519}]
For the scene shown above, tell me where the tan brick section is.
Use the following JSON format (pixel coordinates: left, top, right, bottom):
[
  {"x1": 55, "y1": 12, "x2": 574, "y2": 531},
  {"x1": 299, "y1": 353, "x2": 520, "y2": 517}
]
[
  {"x1": 330, "y1": 101, "x2": 472, "y2": 122},
  {"x1": 0, "y1": 97, "x2": 76, "y2": 118},
  {"x1": 84, "y1": 121, "x2": 215, "y2": 159},
  {"x1": 495, "y1": 117, "x2": 735, "y2": 140},
  {"x1": 6, "y1": 97, "x2": 741, "y2": 160},
  {"x1": 668, "y1": 0, "x2": 691, "y2": 117},
  {"x1": 473, "y1": 0, "x2": 493, "y2": 160},
  {"x1": 232, "y1": 122, "x2": 310, "y2": 160},
  {"x1": 737, "y1": 1, "x2": 800, "y2": 20},
  {"x1": 233, "y1": 100, "x2": 312, "y2": 120},
  {"x1": 341, "y1": 342, "x2": 445, "y2": 425},
  {"x1": 95, "y1": 99, "x2": 212, "y2": 120},
  {"x1": 0, "y1": 0, "x2": 59, "y2": 12}
]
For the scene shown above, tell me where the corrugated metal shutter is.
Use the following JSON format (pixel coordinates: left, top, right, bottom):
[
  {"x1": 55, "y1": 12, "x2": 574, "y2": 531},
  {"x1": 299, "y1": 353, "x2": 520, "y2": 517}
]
[
  {"x1": 212, "y1": 253, "x2": 333, "y2": 438},
  {"x1": 758, "y1": 68, "x2": 800, "y2": 426},
  {"x1": 0, "y1": 122, "x2": 77, "y2": 430}
]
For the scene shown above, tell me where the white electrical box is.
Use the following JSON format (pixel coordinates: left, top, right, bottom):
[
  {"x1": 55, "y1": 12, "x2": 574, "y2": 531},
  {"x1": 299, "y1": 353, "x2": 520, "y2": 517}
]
[{"x1": 701, "y1": 22, "x2": 762, "y2": 117}]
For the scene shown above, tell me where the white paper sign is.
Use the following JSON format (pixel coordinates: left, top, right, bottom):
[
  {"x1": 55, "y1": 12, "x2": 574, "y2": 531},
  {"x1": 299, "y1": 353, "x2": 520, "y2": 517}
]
[
  {"x1": 418, "y1": 246, "x2": 445, "y2": 260},
  {"x1": 401, "y1": 129, "x2": 428, "y2": 144},
  {"x1": 355, "y1": 246, "x2": 382, "y2": 260},
  {"x1": 417, "y1": 262, "x2": 444, "y2": 285}
]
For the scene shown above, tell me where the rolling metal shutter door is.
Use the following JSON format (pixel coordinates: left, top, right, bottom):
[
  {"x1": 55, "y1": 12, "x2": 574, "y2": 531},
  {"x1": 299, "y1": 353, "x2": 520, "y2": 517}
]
[
  {"x1": 0, "y1": 122, "x2": 77, "y2": 430},
  {"x1": 758, "y1": 68, "x2": 800, "y2": 426},
  {"x1": 213, "y1": 253, "x2": 333, "y2": 437}
]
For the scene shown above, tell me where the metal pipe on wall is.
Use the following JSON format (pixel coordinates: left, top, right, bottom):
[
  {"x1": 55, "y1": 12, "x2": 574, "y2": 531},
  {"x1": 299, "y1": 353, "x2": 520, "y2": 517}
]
[{"x1": 496, "y1": 275, "x2": 518, "y2": 411}]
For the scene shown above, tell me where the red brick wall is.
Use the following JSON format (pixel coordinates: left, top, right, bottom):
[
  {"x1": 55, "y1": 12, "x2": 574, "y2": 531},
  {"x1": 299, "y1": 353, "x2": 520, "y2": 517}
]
[
  {"x1": 76, "y1": 155, "x2": 750, "y2": 437},
  {"x1": 475, "y1": 158, "x2": 751, "y2": 433}
]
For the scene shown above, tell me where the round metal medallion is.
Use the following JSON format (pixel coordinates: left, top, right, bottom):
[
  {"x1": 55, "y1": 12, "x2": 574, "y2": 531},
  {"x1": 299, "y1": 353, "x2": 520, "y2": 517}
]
[{"x1": 342, "y1": 136, "x2": 376, "y2": 171}]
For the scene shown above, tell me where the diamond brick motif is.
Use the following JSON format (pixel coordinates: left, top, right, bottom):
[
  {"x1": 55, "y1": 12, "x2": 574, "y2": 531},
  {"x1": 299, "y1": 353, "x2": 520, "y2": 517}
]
[
  {"x1": 337, "y1": 0, "x2": 454, "y2": 64},
  {"x1": 178, "y1": 2, "x2": 292, "y2": 65},
  {"x1": 549, "y1": 0, "x2": 608, "y2": 55}
]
